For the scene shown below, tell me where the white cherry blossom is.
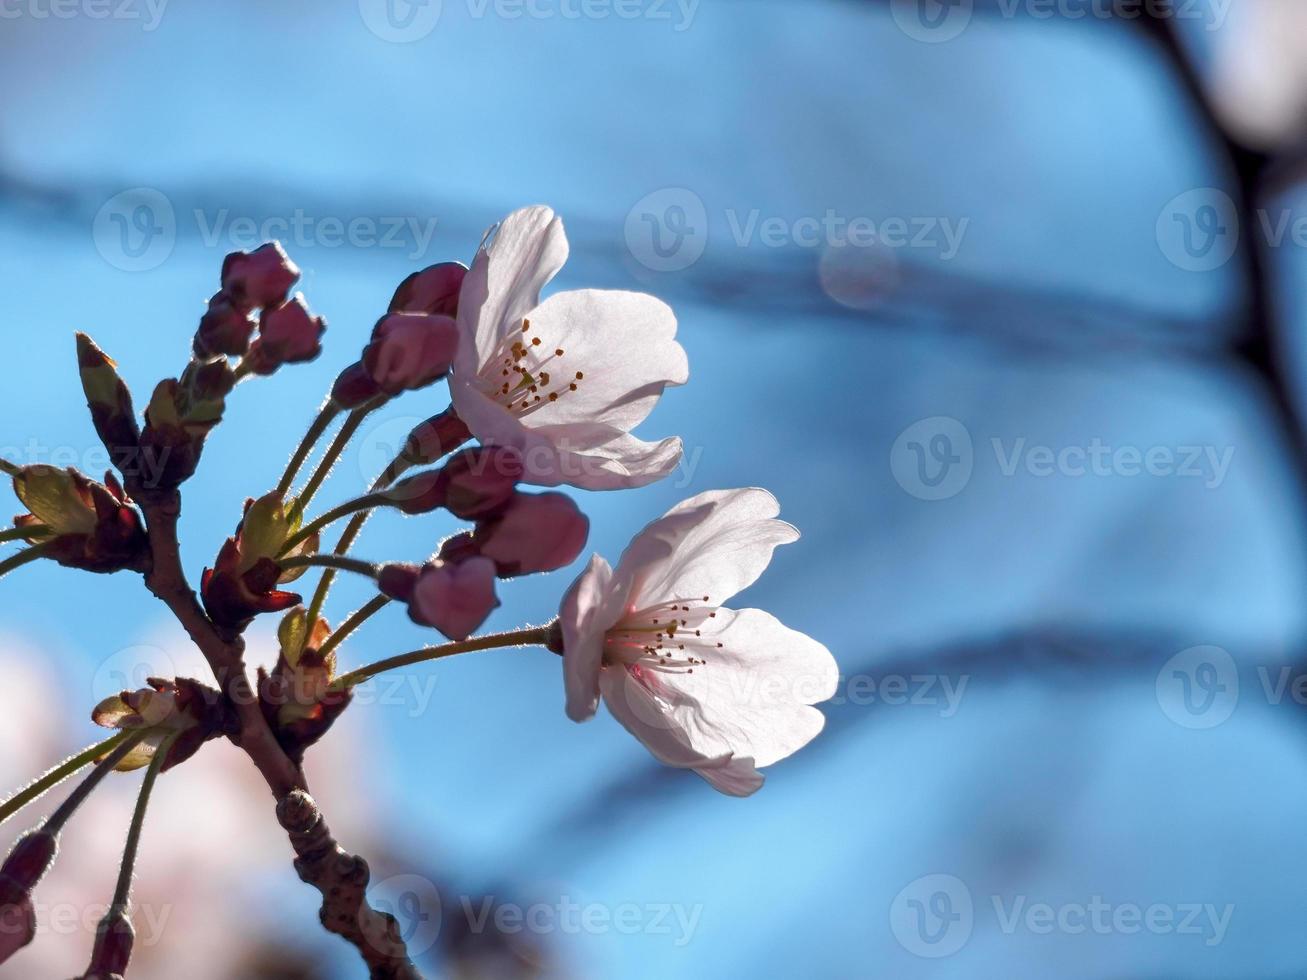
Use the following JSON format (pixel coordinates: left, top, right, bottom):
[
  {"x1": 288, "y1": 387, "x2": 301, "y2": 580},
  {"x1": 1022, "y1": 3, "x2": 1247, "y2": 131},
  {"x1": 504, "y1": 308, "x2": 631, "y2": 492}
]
[{"x1": 559, "y1": 488, "x2": 837, "y2": 796}]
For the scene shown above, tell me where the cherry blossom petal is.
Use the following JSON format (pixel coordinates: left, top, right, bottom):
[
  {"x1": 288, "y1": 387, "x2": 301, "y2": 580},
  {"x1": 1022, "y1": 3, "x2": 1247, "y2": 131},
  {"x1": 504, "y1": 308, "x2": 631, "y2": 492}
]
[
  {"x1": 455, "y1": 206, "x2": 568, "y2": 377},
  {"x1": 692, "y1": 755, "x2": 765, "y2": 798},
  {"x1": 540, "y1": 429, "x2": 686, "y2": 491},
  {"x1": 560, "y1": 554, "x2": 624, "y2": 721},
  {"x1": 616, "y1": 488, "x2": 799, "y2": 608},
  {"x1": 450, "y1": 387, "x2": 685, "y2": 490},
  {"x1": 599, "y1": 669, "x2": 764, "y2": 797},
  {"x1": 654, "y1": 607, "x2": 837, "y2": 767},
  {"x1": 598, "y1": 667, "x2": 717, "y2": 768},
  {"x1": 512, "y1": 288, "x2": 687, "y2": 433}
]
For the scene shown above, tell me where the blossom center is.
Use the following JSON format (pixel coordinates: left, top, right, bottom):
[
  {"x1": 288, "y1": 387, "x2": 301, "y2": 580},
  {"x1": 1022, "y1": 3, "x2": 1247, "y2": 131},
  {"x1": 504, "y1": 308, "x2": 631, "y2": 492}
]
[
  {"x1": 481, "y1": 318, "x2": 584, "y2": 418},
  {"x1": 604, "y1": 596, "x2": 723, "y2": 674}
]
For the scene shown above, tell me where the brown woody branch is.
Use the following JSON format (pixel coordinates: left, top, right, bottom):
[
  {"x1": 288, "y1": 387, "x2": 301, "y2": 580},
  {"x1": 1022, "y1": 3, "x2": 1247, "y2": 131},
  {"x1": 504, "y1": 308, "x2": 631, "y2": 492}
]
[
  {"x1": 130, "y1": 485, "x2": 425, "y2": 979},
  {"x1": 278, "y1": 791, "x2": 422, "y2": 980}
]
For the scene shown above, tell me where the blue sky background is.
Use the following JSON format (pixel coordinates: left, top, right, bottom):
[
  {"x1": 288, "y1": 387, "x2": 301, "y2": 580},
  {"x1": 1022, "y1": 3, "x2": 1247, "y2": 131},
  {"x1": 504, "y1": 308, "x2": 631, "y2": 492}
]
[{"x1": 3, "y1": 1, "x2": 1307, "y2": 977}]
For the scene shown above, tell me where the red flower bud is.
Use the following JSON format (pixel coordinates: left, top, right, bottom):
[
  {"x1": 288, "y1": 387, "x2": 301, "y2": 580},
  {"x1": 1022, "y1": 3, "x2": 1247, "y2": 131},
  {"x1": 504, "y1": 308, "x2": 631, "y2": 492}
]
[
  {"x1": 194, "y1": 291, "x2": 257, "y2": 358},
  {"x1": 383, "y1": 447, "x2": 521, "y2": 518},
  {"x1": 88, "y1": 908, "x2": 135, "y2": 976},
  {"x1": 407, "y1": 557, "x2": 500, "y2": 640},
  {"x1": 0, "y1": 831, "x2": 57, "y2": 894},
  {"x1": 331, "y1": 361, "x2": 382, "y2": 410},
  {"x1": 220, "y1": 242, "x2": 300, "y2": 312},
  {"x1": 0, "y1": 893, "x2": 34, "y2": 966},
  {"x1": 246, "y1": 295, "x2": 326, "y2": 375},
  {"x1": 377, "y1": 562, "x2": 421, "y2": 603},
  {"x1": 361, "y1": 313, "x2": 459, "y2": 395},
  {"x1": 440, "y1": 447, "x2": 522, "y2": 520},
  {"x1": 10, "y1": 466, "x2": 148, "y2": 574},
  {"x1": 389, "y1": 261, "x2": 467, "y2": 317},
  {"x1": 474, "y1": 492, "x2": 589, "y2": 577},
  {"x1": 384, "y1": 470, "x2": 445, "y2": 515}
]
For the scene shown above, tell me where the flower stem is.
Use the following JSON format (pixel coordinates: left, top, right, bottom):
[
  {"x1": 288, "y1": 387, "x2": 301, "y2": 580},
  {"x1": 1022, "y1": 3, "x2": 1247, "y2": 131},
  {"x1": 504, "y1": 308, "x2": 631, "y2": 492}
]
[
  {"x1": 318, "y1": 594, "x2": 392, "y2": 661},
  {"x1": 305, "y1": 407, "x2": 467, "y2": 629},
  {"x1": 0, "y1": 732, "x2": 130, "y2": 828},
  {"x1": 287, "y1": 402, "x2": 382, "y2": 526},
  {"x1": 329, "y1": 625, "x2": 553, "y2": 692},
  {"x1": 0, "y1": 542, "x2": 52, "y2": 580},
  {"x1": 276, "y1": 400, "x2": 344, "y2": 499},
  {"x1": 44, "y1": 730, "x2": 150, "y2": 835},
  {"x1": 0, "y1": 524, "x2": 50, "y2": 545},
  {"x1": 280, "y1": 553, "x2": 379, "y2": 580},
  {"x1": 280, "y1": 492, "x2": 389, "y2": 558},
  {"x1": 109, "y1": 733, "x2": 174, "y2": 913}
]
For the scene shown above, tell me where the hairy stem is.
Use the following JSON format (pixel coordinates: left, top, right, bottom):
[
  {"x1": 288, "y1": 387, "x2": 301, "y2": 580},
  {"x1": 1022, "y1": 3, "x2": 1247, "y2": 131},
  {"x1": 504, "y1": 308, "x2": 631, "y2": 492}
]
[
  {"x1": 0, "y1": 542, "x2": 52, "y2": 579},
  {"x1": 109, "y1": 734, "x2": 173, "y2": 913},
  {"x1": 331, "y1": 625, "x2": 553, "y2": 692},
  {"x1": 288, "y1": 403, "x2": 379, "y2": 525},
  {"x1": 0, "y1": 733, "x2": 130, "y2": 828},
  {"x1": 0, "y1": 524, "x2": 50, "y2": 545},
  {"x1": 44, "y1": 730, "x2": 150, "y2": 835},
  {"x1": 276, "y1": 400, "x2": 344, "y2": 499},
  {"x1": 281, "y1": 552, "x2": 379, "y2": 580},
  {"x1": 306, "y1": 408, "x2": 469, "y2": 629},
  {"x1": 318, "y1": 594, "x2": 392, "y2": 661},
  {"x1": 281, "y1": 492, "x2": 389, "y2": 557}
]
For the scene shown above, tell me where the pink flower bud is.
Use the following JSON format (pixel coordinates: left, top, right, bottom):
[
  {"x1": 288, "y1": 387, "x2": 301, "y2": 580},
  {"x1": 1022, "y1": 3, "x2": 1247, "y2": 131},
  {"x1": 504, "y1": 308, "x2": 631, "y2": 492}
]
[
  {"x1": 0, "y1": 831, "x2": 57, "y2": 892},
  {"x1": 88, "y1": 909, "x2": 135, "y2": 976},
  {"x1": 438, "y1": 532, "x2": 479, "y2": 565},
  {"x1": 408, "y1": 557, "x2": 500, "y2": 640},
  {"x1": 440, "y1": 447, "x2": 522, "y2": 519},
  {"x1": 377, "y1": 562, "x2": 421, "y2": 602},
  {"x1": 0, "y1": 893, "x2": 34, "y2": 966},
  {"x1": 475, "y1": 492, "x2": 589, "y2": 577},
  {"x1": 361, "y1": 313, "x2": 459, "y2": 394},
  {"x1": 384, "y1": 470, "x2": 445, "y2": 515},
  {"x1": 194, "y1": 292, "x2": 257, "y2": 358},
  {"x1": 220, "y1": 242, "x2": 300, "y2": 311},
  {"x1": 383, "y1": 447, "x2": 521, "y2": 517},
  {"x1": 389, "y1": 262, "x2": 467, "y2": 317},
  {"x1": 331, "y1": 361, "x2": 382, "y2": 409},
  {"x1": 246, "y1": 294, "x2": 326, "y2": 375}
]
